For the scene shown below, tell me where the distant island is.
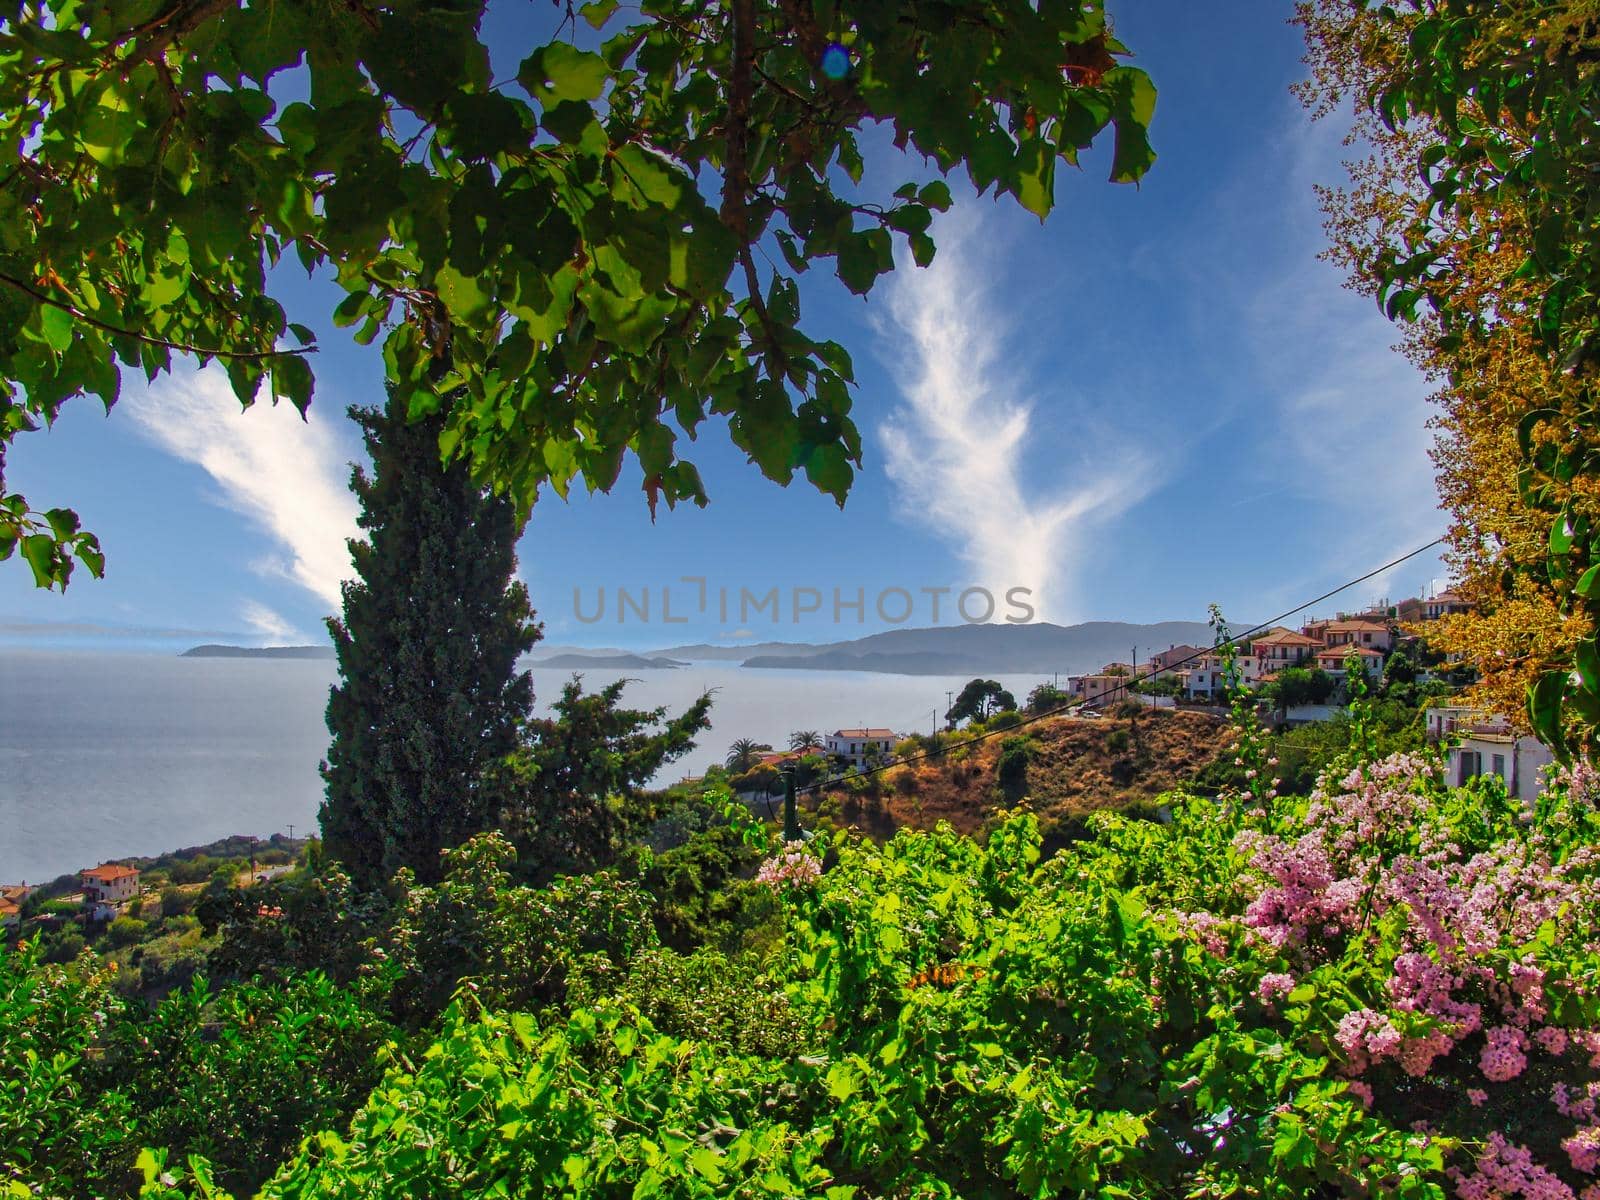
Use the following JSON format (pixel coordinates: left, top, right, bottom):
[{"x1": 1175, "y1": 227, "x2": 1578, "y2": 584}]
[
  {"x1": 536, "y1": 653, "x2": 687, "y2": 670},
  {"x1": 533, "y1": 621, "x2": 1234, "y2": 678},
  {"x1": 181, "y1": 644, "x2": 335, "y2": 660}
]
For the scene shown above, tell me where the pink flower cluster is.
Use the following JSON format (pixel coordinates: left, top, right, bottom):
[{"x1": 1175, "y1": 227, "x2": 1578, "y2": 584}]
[
  {"x1": 1450, "y1": 1133, "x2": 1587, "y2": 1200},
  {"x1": 1174, "y1": 909, "x2": 1230, "y2": 957},
  {"x1": 754, "y1": 843, "x2": 822, "y2": 891},
  {"x1": 1233, "y1": 830, "x2": 1359, "y2": 949},
  {"x1": 1480, "y1": 1025, "x2": 1529, "y2": 1083},
  {"x1": 1219, "y1": 750, "x2": 1600, "y2": 1198},
  {"x1": 1334, "y1": 1006, "x2": 1454, "y2": 1078},
  {"x1": 1565, "y1": 1127, "x2": 1600, "y2": 1176},
  {"x1": 1256, "y1": 972, "x2": 1295, "y2": 1004}
]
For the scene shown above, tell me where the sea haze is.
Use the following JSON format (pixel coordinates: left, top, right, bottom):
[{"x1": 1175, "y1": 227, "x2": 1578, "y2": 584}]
[{"x1": 1, "y1": 651, "x2": 1052, "y2": 882}]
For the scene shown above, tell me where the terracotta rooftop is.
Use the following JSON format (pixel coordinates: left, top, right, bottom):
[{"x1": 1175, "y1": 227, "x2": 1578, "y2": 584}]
[
  {"x1": 1254, "y1": 629, "x2": 1321, "y2": 646},
  {"x1": 1325, "y1": 620, "x2": 1390, "y2": 632},
  {"x1": 80, "y1": 863, "x2": 139, "y2": 882},
  {"x1": 832, "y1": 728, "x2": 895, "y2": 739},
  {"x1": 1318, "y1": 644, "x2": 1384, "y2": 658}
]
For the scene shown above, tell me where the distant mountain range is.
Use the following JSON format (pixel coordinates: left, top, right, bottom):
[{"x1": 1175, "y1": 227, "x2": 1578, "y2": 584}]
[
  {"x1": 180, "y1": 644, "x2": 334, "y2": 660},
  {"x1": 537, "y1": 653, "x2": 688, "y2": 670},
  {"x1": 187, "y1": 620, "x2": 1227, "y2": 675},
  {"x1": 531, "y1": 620, "x2": 1225, "y2": 677}
]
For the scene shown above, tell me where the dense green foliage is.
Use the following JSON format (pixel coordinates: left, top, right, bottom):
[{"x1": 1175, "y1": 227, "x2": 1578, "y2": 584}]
[
  {"x1": 1342, "y1": 2, "x2": 1600, "y2": 748},
  {"x1": 1, "y1": 949, "x2": 391, "y2": 1198},
  {"x1": 948, "y1": 678, "x2": 1019, "y2": 725},
  {"x1": 321, "y1": 389, "x2": 539, "y2": 888},
  {"x1": 0, "y1": 0, "x2": 1155, "y2": 587},
  {"x1": 12, "y1": 707, "x2": 1600, "y2": 1199},
  {"x1": 495, "y1": 676, "x2": 713, "y2": 881}
]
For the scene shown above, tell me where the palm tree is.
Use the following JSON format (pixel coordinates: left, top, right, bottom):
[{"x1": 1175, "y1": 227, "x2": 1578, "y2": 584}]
[
  {"x1": 789, "y1": 730, "x2": 822, "y2": 752},
  {"x1": 725, "y1": 738, "x2": 769, "y2": 773}
]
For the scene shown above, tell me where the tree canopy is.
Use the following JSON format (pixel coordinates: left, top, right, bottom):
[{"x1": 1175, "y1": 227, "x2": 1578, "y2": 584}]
[
  {"x1": 320, "y1": 389, "x2": 539, "y2": 888},
  {"x1": 948, "y1": 677, "x2": 1017, "y2": 724},
  {"x1": 1299, "y1": 0, "x2": 1600, "y2": 750},
  {"x1": 0, "y1": 0, "x2": 1156, "y2": 588}
]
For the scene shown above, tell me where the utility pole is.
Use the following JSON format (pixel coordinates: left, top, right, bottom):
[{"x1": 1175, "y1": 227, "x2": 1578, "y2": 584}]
[
  {"x1": 782, "y1": 767, "x2": 800, "y2": 843},
  {"x1": 1130, "y1": 645, "x2": 1140, "y2": 750},
  {"x1": 286, "y1": 823, "x2": 295, "y2": 845},
  {"x1": 945, "y1": 690, "x2": 954, "y2": 729}
]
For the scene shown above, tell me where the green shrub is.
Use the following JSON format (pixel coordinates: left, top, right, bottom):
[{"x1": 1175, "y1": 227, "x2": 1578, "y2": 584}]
[
  {"x1": 994, "y1": 734, "x2": 1034, "y2": 801},
  {"x1": 570, "y1": 946, "x2": 811, "y2": 1058},
  {"x1": 106, "y1": 917, "x2": 148, "y2": 948}
]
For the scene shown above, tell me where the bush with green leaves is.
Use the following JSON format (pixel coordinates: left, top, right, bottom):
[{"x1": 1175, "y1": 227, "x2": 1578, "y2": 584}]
[
  {"x1": 19, "y1": 709, "x2": 1600, "y2": 1199},
  {"x1": 380, "y1": 832, "x2": 658, "y2": 1026}
]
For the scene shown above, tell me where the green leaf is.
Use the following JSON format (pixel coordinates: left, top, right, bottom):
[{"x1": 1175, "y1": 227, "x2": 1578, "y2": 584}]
[
  {"x1": 580, "y1": 0, "x2": 618, "y2": 29},
  {"x1": 918, "y1": 180, "x2": 953, "y2": 211},
  {"x1": 611, "y1": 143, "x2": 684, "y2": 209},
  {"x1": 38, "y1": 304, "x2": 74, "y2": 354},
  {"x1": 1104, "y1": 66, "x2": 1158, "y2": 183},
  {"x1": 805, "y1": 443, "x2": 851, "y2": 505},
  {"x1": 578, "y1": 279, "x2": 673, "y2": 351},
  {"x1": 1014, "y1": 138, "x2": 1056, "y2": 219},
  {"x1": 520, "y1": 41, "x2": 609, "y2": 106},
  {"x1": 20, "y1": 533, "x2": 59, "y2": 587},
  {"x1": 1551, "y1": 510, "x2": 1578, "y2": 555},
  {"x1": 1576, "y1": 637, "x2": 1600, "y2": 697},
  {"x1": 1528, "y1": 670, "x2": 1567, "y2": 756},
  {"x1": 436, "y1": 263, "x2": 494, "y2": 324},
  {"x1": 1575, "y1": 563, "x2": 1600, "y2": 598}
]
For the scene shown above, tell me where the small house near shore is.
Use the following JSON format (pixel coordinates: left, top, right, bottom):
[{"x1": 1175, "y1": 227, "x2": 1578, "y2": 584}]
[
  {"x1": 826, "y1": 728, "x2": 896, "y2": 769},
  {"x1": 80, "y1": 863, "x2": 139, "y2": 920}
]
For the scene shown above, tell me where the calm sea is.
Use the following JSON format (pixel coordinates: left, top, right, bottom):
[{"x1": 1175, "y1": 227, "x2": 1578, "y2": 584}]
[{"x1": 0, "y1": 651, "x2": 1044, "y2": 883}]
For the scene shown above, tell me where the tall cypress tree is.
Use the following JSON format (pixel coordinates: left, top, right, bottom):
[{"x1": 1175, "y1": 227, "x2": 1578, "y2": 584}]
[{"x1": 320, "y1": 389, "x2": 541, "y2": 888}]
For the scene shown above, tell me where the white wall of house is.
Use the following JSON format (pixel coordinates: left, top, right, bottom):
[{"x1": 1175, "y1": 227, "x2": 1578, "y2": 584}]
[
  {"x1": 80, "y1": 869, "x2": 139, "y2": 905},
  {"x1": 825, "y1": 730, "x2": 894, "y2": 768},
  {"x1": 1447, "y1": 735, "x2": 1555, "y2": 800}
]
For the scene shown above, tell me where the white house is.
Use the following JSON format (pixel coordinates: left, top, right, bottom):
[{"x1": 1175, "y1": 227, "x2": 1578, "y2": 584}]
[
  {"x1": 1447, "y1": 733, "x2": 1554, "y2": 801},
  {"x1": 1422, "y1": 590, "x2": 1471, "y2": 621},
  {"x1": 1321, "y1": 619, "x2": 1395, "y2": 652},
  {"x1": 1183, "y1": 653, "x2": 1268, "y2": 699},
  {"x1": 80, "y1": 863, "x2": 139, "y2": 920},
  {"x1": 1073, "y1": 672, "x2": 1133, "y2": 708},
  {"x1": 826, "y1": 728, "x2": 896, "y2": 769},
  {"x1": 1145, "y1": 645, "x2": 1202, "y2": 678},
  {"x1": 1425, "y1": 705, "x2": 1511, "y2": 743},
  {"x1": 1314, "y1": 644, "x2": 1384, "y2": 676},
  {"x1": 1251, "y1": 628, "x2": 1321, "y2": 671}
]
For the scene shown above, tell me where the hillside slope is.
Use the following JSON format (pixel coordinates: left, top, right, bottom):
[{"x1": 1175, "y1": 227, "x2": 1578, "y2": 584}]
[{"x1": 807, "y1": 708, "x2": 1226, "y2": 844}]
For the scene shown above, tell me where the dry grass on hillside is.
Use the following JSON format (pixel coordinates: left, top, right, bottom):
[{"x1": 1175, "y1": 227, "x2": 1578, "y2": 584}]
[{"x1": 805, "y1": 708, "x2": 1227, "y2": 845}]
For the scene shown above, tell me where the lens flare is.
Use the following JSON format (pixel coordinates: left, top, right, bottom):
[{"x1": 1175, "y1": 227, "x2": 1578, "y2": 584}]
[{"x1": 820, "y1": 43, "x2": 850, "y2": 80}]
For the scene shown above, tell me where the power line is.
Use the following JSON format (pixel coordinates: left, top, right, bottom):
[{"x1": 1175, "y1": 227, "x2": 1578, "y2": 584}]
[{"x1": 793, "y1": 537, "x2": 1446, "y2": 797}]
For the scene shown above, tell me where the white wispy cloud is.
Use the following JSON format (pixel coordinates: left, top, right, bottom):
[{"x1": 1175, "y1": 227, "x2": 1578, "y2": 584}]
[
  {"x1": 1232, "y1": 106, "x2": 1446, "y2": 611},
  {"x1": 239, "y1": 599, "x2": 302, "y2": 644},
  {"x1": 124, "y1": 367, "x2": 359, "y2": 610},
  {"x1": 876, "y1": 208, "x2": 1156, "y2": 623}
]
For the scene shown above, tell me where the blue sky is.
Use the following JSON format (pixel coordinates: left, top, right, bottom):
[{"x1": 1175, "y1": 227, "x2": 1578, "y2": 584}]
[{"x1": 1, "y1": 2, "x2": 1448, "y2": 653}]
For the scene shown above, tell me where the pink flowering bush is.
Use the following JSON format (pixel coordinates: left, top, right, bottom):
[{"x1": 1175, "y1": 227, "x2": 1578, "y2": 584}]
[
  {"x1": 754, "y1": 841, "x2": 823, "y2": 890},
  {"x1": 1209, "y1": 748, "x2": 1600, "y2": 1198}
]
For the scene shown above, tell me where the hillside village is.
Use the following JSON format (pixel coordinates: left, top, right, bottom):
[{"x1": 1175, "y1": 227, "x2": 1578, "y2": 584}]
[{"x1": 703, "y1": 588, "x2": 1553, "y2": 813}]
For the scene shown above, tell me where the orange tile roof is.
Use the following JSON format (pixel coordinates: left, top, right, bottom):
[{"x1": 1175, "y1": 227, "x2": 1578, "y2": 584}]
[
  {"x1": 81, "y1": 864, "x2": 139, "y2": 882},
  {"x1": 833, "y1": 728, "x2": 895, "y2": 739},
  {"x1": 1325, "y1": 620, "x2": 1390, "y2": 632},
  {"x1": 1317, "y1": 645, "x2": 1384, "y2": 658},
  {"x1": 1254, "y1": 629, "x2": 1321, "y2": 646}
]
